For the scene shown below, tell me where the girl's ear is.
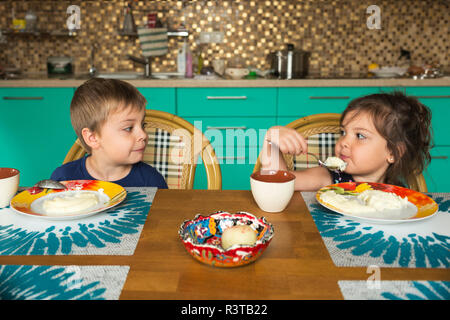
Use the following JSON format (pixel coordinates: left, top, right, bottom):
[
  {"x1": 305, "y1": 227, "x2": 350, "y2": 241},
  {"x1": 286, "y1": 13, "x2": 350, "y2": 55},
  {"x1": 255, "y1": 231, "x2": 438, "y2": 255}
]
[
  {"x1": 81, "y1": 128, "x2": 100, "y2": 150},
  {"x1": 387, "y1": 154, "x2": 395, "y2": 164},
  {"x1": 388, "y1": 143, "x2": 406, "y2": 164}
]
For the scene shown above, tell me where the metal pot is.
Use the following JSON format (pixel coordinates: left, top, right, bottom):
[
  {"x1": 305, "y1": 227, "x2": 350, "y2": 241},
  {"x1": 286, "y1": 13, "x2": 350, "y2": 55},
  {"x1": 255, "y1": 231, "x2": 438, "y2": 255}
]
[{"x1": 267, "y1": 44, "x2": 309, "y2": 79}]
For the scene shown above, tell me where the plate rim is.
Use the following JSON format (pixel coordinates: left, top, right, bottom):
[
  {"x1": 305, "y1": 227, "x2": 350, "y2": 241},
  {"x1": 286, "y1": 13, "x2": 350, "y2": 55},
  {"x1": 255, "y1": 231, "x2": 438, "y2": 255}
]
[
  {"x1": 315, "y1": 182, "x2": 438, "y2": 224},
  {"x1": 9, "y1": 180, "x2": 127, "y2": 221}
]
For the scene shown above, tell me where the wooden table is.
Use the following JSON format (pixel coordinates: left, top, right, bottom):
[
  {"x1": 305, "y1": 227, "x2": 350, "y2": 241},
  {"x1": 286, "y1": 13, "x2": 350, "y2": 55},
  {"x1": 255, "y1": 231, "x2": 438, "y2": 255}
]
[{"x1": 2, "y1": 189, "x2": 449, "y2": 300}]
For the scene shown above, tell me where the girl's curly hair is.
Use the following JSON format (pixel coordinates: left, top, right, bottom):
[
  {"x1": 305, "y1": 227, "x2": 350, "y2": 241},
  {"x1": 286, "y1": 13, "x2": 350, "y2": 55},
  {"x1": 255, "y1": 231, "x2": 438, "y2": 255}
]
[{"x1": 341, "y1": 91, "x2": 433, "y2": 187}]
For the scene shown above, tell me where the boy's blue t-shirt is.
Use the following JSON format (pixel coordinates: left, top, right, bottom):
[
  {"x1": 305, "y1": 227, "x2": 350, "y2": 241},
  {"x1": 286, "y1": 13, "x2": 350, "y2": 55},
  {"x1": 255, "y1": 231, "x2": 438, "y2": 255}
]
[{"x1": 50, "y1": 157, "x2": 168, "y2": 188}]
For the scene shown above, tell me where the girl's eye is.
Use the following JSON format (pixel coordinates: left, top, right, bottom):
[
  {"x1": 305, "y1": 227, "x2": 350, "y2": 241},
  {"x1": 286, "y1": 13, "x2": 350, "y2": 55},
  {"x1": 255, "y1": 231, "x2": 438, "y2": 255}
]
[
  {"x1": 356, "y1": 133, "x2": 366, "y2": 139},
  {"x1": 142, "y1": 122, "x2": 148, "y2": 129},
  {"x1": 340, "y1": 129, "x2": 346, "y2": 136},
  {"x1": 124, "y1": 126, "x2": 133, "y2": 132}
]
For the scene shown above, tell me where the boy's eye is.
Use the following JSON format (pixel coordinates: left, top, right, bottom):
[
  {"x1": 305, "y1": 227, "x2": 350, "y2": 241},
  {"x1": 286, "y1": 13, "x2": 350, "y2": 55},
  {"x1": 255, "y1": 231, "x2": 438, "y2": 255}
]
[
  {"x1": 142, "y1": 122, "x2": 148, "y2": 129},
  {"x1": 124, "y1": 126, "x2": 133, "y2": 132},
  {"x1": 340, "y1": 129, "x2": 346, "y2": 136}
]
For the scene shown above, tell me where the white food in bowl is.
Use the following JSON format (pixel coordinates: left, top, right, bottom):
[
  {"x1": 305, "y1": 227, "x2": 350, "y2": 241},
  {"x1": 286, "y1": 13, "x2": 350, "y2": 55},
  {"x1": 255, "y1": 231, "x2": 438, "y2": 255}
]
[
  {"x1": 221, "y1": 225, "x2": 257, "y2": 250},
  {"x1": 43, "y1": 192, "x2": 99, "y2": 215}
]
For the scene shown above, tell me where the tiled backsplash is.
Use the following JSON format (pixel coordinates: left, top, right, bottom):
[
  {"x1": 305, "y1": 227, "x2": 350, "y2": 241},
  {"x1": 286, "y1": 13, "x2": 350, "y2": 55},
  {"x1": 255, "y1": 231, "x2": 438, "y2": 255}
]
[{"x1": 0, "y1": 0, "x2": 448, "y2": 75}]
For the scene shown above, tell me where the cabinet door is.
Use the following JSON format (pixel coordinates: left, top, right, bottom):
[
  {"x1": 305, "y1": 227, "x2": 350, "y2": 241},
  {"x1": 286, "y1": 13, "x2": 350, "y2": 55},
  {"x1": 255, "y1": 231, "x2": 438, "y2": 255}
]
[
  {"x1": 194, "y1": 161, "x2": 255, "y2": 190},
  {"x1": 278, "y1": 87, "x2": 380, "y2": 117},
  {"x1": 424, "y1": 146, "x2": 450, "y2": 192},
  {"x1": 177, "y1": 88, "x2": 277, "y2": 117},
  {"x1": 378, "y1": 87, "x2": 405, "y2": 94},
  {"x1": 186, "y1": 116, "x2": 276, "y2": 190},
  {"x1": 0, "y1": 88, "x2": 76, "y2": 186},
  {"x1": 187, "y1": 117, "x2": 274, "y2": 148},
  {"x1": 404, "y1": 87, "x2": 450, "y2": 146},
  {"x1": 138, "y1": 88, "x2": 176, "y2": 113},
  {"x1": 179, "y1": 88, "x2": 277, "y2": 190}
]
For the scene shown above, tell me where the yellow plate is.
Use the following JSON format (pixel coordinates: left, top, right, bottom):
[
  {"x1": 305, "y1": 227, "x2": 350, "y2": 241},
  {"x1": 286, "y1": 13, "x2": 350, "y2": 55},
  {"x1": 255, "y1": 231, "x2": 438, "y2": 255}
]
[
  {"x1": 316, "y1": 182, "x2": 438, "y2": 224},
  {"x1": 10, "y1": 180, "x2": 126, "y2": 220}
]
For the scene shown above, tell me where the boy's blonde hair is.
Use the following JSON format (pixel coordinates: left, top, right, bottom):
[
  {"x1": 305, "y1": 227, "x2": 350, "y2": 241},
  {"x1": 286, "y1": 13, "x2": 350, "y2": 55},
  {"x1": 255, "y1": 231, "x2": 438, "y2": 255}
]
[{"x1": 70, "y1": 78, "x2": 147, "y2": 153}]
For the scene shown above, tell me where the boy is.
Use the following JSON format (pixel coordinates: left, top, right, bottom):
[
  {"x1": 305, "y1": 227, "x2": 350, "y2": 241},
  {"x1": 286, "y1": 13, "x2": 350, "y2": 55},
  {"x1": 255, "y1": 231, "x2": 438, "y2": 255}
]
[{"x1": 51, "y1": 78, "x2": 168, "y2": 188}]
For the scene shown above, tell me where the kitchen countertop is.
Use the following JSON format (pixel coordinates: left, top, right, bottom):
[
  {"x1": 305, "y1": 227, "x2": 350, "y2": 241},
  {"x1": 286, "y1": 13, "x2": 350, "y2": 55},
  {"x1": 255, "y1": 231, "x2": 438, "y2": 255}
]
[{"x1": 1, "y1": 73, "x2": 449, "y2": 87}]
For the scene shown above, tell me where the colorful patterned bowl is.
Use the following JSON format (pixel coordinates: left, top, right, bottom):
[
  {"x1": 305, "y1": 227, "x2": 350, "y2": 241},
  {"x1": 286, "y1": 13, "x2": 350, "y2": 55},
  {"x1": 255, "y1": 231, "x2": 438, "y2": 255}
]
[{"x1": 179, "y1": 211, "x2": 274, "y2": 267}]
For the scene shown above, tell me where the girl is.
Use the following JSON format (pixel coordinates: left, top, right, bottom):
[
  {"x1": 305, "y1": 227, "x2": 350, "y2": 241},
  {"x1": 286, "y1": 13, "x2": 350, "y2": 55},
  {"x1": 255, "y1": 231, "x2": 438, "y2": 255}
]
[{"x1": 260, "y1": 92, "x2": 432, "y2": 191}]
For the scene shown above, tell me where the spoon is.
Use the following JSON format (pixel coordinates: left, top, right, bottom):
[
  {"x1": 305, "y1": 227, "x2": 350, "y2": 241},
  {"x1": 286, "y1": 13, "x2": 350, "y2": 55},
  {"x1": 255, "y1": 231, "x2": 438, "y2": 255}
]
[
  {"x1": 266, "y1": 140, "x2": 345, "y2": 172},
  {"x1": 306, "y1": 153, "x2": 345, "y2": 172},
  {"x1": 34, "y1": 179, "x2": 67, "y2": 190}
]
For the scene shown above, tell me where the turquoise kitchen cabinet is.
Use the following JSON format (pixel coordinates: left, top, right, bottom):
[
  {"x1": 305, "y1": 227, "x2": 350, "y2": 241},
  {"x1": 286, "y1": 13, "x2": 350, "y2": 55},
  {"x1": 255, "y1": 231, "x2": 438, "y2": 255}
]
[
  {"x1": 424, "y1": 147, "x2": 450, "y2": 192},
  {"x1": 0, "y1": 88, "x2": 76, "y2": 186},
  {"x1": 191, "y1": 117, "x2": 272, "y2": 148},
  {"x1": 177, "y1": 88, "x2": 277, "y2": 117},
  {"x1": 194, "y1": 159, "x2": 256, "y2": 190},
  {"x1": 3, "y1": 84, "x2": 447, "y2": 191},
  {"x1": 191, "y1": 117, "x2": 273, "y2": 190},
  {"x1": 178, "y1": 88, "x2": 277, "y2": 189},
  {"x1": 138, "y1": 87, "x2": 176, "y2": 113},
  {"x1": 378, "y1": 86, "x2": 404, "y2": 94},
  {"x1": 277, "y1": 87, "x2": 380, "y2": 125},
  {"x1": 277, "y1": 87, "x2": 380, "y2": 115}
]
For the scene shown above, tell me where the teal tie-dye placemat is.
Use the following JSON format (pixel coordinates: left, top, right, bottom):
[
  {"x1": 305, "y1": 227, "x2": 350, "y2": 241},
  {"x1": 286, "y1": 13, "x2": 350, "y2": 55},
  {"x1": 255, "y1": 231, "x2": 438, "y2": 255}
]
[
  {"x1": 0, "y1": 187, "x2": 156, "y2": 256},
  {"x1": 0, "y1": 265, "x2": 129, "y2": 300},
  {"x1": 338, "y1": 280, "x2": 450, "y2": 300},
  {"x1": 302, "y1": 192, "x2": 450, "y2": 268}
]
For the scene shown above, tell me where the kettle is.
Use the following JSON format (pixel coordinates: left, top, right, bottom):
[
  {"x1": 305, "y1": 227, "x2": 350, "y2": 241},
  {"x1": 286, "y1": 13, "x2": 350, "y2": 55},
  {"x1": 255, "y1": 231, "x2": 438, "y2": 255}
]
[{"x1": 267, "y1": 44, "x2": 310, "y2": 79}]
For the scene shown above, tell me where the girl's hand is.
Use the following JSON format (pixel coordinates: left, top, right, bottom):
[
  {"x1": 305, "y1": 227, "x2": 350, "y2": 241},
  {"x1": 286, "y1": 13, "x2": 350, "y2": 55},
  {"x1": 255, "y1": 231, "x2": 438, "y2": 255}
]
[{"x1": 265, "y1": 126, "x2": 308, "y2": 155}]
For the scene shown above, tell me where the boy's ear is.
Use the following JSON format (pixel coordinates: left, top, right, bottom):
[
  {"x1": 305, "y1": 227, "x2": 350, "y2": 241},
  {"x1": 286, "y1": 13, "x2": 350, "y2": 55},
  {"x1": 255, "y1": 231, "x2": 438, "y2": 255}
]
[{"x1": 81, "y1": 128, "x2": 100, "y2": 150}]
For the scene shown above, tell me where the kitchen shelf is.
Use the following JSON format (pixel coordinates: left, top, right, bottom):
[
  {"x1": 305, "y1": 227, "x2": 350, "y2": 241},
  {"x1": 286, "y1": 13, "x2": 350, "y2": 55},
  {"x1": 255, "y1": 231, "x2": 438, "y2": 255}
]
[
  {"x1": 117, "y1": 29, "x2": 189, "y2": 37},
  {"x1": 1, "y1": 29, "x2": 77, "y2": 37}
]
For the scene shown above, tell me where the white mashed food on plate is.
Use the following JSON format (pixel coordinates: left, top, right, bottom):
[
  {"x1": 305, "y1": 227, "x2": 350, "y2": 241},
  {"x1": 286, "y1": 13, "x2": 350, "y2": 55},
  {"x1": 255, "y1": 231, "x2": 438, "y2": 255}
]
[
  {"x1": 358, "y1": 190, "x2": 409, "y2": 211},
  {"x1": 324, "y1": 157, "x2": 347, "y2": 171},
  {"x1": 320, "y1": 189, "x2": 411, "y2": 219},
  {"x1": 43, "y1": 192, "x2": 99, "y2": 215}
]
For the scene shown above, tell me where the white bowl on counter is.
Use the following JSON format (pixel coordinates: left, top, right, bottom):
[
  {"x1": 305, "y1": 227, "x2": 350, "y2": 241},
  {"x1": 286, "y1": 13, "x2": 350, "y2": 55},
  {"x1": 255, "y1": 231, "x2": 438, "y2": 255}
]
[{"x1": 225, "y1": 68, "x2": 249, "y2": 80}]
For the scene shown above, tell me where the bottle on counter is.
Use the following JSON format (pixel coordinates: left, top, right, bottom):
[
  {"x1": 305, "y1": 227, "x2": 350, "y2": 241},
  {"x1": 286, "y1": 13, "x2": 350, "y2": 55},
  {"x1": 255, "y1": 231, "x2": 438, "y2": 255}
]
[
  {"x1": 196, "y1": 42, "x2": 204, "y2": 75},
  {"x1": 185, "y1": 44, "x2": 193, "y2": 78},
  {"x1": 286, "y1": 43, "x2": 294, "y2": 80},
  {"x1": 177, "y1": 40, "x2": 187, "y2": 75},
  {"x1": 122, "y1": 3, "x2": 137, "y2": 34}
]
